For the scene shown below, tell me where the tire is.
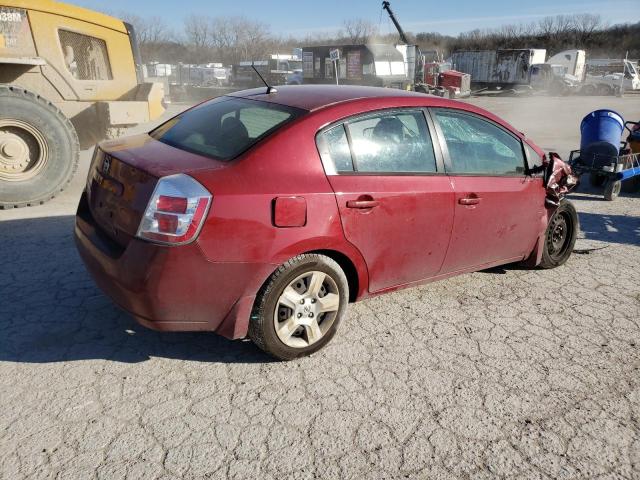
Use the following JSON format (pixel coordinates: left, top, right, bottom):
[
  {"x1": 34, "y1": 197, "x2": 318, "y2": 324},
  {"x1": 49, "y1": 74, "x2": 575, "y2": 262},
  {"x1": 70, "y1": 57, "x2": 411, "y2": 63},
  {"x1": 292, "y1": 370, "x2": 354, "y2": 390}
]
[
  {"x1": 589, "y1": 172, "x2": 606, "y2": 187},
  {"x1": 249, "y1": 254, "x2": 349, "y2": 360},
  {"x1": 604, "y1": 179, "x2": 621, "y2": 201},
  {"x1": 0, "y1": 86, "x2": 79, "y2": 209},
  {"x1": 539, "y1": 200, "x2": 578, "y2": 269},
  {"x1": 597, "y1": 84, "x2": 613, "y2": 96}
]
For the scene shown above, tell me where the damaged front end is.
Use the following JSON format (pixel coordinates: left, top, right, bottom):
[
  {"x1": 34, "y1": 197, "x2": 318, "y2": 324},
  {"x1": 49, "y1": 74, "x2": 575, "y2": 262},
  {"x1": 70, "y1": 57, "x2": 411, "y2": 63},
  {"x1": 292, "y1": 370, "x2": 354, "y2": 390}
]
[
  {"x1": 522, "y1": 151, "x2": 580, "y2": 268},
  {"x1": 542, "y1": 152, "x2": 578, "y2": 207}
]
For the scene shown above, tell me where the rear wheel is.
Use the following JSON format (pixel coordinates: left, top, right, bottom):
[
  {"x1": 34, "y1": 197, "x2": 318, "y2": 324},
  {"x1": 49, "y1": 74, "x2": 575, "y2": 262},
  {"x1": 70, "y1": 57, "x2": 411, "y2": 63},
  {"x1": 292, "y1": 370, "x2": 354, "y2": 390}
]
[
  {"x1": 539, "y1": 200, "x2": 578, "y2": 269},
  {"x1": 249, "y1": 254, "x2": 348, "y2": 360},
  {"x1": 0, "y1": 86, "x2": 79, "y2": 208}
]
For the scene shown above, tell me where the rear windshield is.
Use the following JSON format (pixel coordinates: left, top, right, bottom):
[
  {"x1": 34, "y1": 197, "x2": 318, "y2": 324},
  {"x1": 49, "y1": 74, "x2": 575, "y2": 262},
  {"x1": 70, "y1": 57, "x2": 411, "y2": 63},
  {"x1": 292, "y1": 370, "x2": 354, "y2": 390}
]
[{"x1": 151, "y1": 97, "x2": 303, "y2": 161}]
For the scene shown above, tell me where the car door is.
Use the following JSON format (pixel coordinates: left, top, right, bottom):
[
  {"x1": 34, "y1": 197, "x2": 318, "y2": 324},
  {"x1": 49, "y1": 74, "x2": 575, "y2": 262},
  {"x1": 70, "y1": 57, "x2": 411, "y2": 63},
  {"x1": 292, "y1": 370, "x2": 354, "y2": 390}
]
[
  {"x1": 430, "y1": 108, "x2": 545, "y2": 274},
  {"x1": 316, "y1": 109, "x2": 455, "y2": 293}
]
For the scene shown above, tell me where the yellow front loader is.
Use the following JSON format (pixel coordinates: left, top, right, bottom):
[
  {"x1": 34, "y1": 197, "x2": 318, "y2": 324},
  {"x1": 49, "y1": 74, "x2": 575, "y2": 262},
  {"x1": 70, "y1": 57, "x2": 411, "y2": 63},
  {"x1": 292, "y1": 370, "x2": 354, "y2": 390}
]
[{"x1": 0, "y1": 0, "x2": 164, "y2": 208}]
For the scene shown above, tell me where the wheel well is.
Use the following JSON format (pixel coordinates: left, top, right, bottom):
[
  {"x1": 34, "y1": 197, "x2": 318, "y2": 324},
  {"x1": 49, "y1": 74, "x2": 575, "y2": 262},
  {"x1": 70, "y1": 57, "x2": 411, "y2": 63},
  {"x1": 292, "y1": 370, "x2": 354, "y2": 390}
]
[{"x1": 308, "y1": 249, "x2": 359, "y2": 302}]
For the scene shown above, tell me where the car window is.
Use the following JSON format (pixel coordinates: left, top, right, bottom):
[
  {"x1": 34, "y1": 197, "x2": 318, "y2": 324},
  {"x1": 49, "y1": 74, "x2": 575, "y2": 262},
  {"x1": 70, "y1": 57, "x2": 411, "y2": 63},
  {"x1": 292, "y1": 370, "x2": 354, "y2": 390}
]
[
  {"x1": 151, "y1": 97, "x2": 302, "y2": 161},
  {"x1": 346, "y1": 111, "x2": 437, "y2": 173},
  {"x1": 317, "y1": 125, "x2": 354, "y2": 172},
  {"x1": 524, "y1": 142, "x2": 543, "y2": 171},
  {"x1": 435, "y1": 110, "x2": 525, "y2": 175}
]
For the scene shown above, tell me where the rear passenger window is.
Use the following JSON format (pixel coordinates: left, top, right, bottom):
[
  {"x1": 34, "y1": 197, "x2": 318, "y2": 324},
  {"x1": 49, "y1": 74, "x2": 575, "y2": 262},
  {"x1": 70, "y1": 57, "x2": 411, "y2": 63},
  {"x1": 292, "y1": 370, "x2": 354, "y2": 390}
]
[
  {"x1": 435, "y1": 110, "x2": 525, "y2": 175},
  {"x1": 317, "y1": 125, "x2": 354, "y2": 172},
  {"x1": 347, "y1": 111, "x2": 437, "y2": 173}
]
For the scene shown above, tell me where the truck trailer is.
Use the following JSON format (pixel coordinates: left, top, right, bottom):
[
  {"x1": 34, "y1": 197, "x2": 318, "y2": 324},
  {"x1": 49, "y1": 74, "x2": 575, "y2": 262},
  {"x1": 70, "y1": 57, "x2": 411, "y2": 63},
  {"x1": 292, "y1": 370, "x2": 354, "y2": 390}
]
[{"x1": 450, "y1": 49, "x2": 547, "y2": 89}]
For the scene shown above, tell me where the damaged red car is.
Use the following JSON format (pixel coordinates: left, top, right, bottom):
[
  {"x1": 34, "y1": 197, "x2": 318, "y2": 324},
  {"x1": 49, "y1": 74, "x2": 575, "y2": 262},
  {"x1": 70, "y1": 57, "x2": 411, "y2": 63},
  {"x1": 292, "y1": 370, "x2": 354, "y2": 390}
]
[{"x1": 74, "y1": 85, "x2": 578, "y2": 360}]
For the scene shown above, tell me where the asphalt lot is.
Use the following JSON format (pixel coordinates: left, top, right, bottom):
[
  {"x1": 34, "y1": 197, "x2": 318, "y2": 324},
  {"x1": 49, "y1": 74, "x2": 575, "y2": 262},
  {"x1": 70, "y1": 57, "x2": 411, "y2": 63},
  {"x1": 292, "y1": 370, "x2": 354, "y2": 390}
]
[{"x1": 1, "y1": 94, "x2": 639, "y2": 479}]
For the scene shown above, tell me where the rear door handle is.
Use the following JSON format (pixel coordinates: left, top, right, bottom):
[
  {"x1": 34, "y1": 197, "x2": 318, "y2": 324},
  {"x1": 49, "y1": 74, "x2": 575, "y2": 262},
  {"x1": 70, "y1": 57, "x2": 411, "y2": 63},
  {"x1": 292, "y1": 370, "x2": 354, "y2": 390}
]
[
  {"x1": 459, "y1": 197, "x2": 481, "y2": 205},
  {"x1": 346, "y1": 199, "x2": 379, "y2": 209}
]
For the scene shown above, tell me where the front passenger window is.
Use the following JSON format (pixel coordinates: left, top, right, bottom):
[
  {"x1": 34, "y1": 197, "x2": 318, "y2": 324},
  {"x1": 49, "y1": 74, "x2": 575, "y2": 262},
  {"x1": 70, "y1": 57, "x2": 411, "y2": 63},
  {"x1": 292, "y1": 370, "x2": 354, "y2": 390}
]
[{"x1": 435, "y1": 110, "x2": 525, "y2": 175}]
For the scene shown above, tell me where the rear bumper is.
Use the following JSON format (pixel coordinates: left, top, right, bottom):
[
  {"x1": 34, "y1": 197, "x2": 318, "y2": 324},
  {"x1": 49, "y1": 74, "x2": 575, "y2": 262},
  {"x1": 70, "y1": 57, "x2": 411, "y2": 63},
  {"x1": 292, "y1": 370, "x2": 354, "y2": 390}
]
[{"x1": 74, "y1": 193, "x2": 274, "y2": 339}]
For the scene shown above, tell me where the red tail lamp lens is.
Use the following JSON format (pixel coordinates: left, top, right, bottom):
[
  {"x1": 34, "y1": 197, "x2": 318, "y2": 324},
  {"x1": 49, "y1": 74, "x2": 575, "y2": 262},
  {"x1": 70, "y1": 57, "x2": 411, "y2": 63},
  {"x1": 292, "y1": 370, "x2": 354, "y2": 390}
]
[
  {"x1": 155, "y1": 213, "x2": 179, "y2": 234},
  {"x1": 157, "y1": 195, "x2": 188, "y2": 214}
]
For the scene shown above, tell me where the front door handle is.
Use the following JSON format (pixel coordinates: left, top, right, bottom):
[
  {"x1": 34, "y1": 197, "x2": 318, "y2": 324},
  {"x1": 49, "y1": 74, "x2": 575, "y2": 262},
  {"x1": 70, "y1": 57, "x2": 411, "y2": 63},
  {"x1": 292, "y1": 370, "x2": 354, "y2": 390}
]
[
  {"x1": 459, "y1": 196, "x2": 481, "y2": 205},
  {"x1": 346, "y1": 199, "x2": 379, "y2": 209}
]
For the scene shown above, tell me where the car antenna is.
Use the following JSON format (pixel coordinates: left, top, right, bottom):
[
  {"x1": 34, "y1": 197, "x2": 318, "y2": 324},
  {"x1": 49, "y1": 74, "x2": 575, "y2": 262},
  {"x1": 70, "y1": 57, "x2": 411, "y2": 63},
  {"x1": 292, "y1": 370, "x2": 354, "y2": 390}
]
[{"x1": 251, "y1": 63, "x2": 277, "y2": 94}]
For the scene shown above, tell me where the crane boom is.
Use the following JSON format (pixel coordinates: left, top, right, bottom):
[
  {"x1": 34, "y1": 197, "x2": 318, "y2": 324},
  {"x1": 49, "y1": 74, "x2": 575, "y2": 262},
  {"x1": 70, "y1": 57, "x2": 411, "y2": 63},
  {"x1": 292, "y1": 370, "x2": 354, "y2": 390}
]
[{"x1": 382, "y1": 1, "x2": 409, "y2": 45}]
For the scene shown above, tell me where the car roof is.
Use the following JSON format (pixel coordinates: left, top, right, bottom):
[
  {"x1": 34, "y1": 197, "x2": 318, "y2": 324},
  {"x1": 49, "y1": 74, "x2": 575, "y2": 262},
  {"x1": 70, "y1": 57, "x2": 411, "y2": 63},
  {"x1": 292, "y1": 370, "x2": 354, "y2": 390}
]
[
  {"x1": 226, "y1": 85, "x2": 530, "y2": 145},
  {"x1": 227, "y1": 85, "x2": 434, "y2": 112}
]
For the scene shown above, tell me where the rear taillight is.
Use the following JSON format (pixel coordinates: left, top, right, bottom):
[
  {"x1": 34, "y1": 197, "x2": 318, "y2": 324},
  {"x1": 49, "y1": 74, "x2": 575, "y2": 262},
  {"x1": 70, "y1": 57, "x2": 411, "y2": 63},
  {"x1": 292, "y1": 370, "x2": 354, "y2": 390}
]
[{"x1": 136, "y1": 174, "x2": 211, "y2": 245}]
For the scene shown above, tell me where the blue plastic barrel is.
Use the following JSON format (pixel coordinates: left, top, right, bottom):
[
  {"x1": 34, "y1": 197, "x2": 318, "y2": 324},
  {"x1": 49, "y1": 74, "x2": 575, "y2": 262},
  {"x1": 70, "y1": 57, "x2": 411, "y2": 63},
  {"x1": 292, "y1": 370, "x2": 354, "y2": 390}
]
[{"x1": 580, "y1": 110, "x2": 624, "y2": 165}]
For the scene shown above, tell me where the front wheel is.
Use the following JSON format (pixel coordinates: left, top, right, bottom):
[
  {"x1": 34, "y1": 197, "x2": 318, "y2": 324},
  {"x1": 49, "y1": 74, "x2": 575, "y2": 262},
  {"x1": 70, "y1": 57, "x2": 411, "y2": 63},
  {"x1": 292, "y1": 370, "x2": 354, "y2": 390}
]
[
  {"x1": 249, "y1": 254, "x2": 349, "y2": 360},
  {"x1": 539, "y1": 200, "x2": 579, "y2": 269}
]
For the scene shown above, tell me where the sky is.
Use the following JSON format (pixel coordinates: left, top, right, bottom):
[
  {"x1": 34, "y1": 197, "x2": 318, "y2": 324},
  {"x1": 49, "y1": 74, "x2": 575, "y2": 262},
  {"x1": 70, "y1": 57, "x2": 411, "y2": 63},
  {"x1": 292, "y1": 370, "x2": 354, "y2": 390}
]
[{"x1": 71, "y1": 0, "x2": 639, "y2": 37}]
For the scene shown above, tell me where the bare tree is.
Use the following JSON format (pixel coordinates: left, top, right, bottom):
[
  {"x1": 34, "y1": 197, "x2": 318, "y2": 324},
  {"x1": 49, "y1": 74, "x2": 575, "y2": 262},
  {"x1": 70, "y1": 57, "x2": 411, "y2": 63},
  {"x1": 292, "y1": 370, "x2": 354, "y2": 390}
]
[
  {"x1": 206, "y1": 16, "x2": 272, "y2": 65},
  {"x1": 343, "y1": 18, "x2": 378, "y2": 44},
  {"x1": 574, "y1": 13, "x2": 605, "y2": 46},
  {"x1": 184, "y1": 15, "x2": 214, "y2": 63},
  {"x1": 115, "y1": 9, "x2": 639, "y2": 70},
  {"x1": 115, "y1": 12, "x2": 172, "y2": 62}
]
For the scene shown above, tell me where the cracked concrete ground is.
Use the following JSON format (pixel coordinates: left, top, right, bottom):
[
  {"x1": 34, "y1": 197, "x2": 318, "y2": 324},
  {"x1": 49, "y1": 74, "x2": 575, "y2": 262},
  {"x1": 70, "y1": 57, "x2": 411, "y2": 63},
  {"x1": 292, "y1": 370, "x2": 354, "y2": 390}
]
[{"x1": 1, "y1": 96, "x2": 639, "y2": 479}]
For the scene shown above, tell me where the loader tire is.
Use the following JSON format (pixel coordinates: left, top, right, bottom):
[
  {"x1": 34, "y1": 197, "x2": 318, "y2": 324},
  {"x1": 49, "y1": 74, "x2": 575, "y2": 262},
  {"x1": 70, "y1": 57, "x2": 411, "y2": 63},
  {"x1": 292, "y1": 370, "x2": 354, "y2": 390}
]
[{"x1": 0, "y1": 86, "x2": 79, "y2": 209}]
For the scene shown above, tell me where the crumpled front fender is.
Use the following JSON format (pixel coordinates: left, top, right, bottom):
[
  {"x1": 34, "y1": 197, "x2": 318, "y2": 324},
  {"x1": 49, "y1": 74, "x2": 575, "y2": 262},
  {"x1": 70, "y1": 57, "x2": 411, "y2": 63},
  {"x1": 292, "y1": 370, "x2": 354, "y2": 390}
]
[{"x1": 544, "y1": 152, "x2": 578, "y2": 207}]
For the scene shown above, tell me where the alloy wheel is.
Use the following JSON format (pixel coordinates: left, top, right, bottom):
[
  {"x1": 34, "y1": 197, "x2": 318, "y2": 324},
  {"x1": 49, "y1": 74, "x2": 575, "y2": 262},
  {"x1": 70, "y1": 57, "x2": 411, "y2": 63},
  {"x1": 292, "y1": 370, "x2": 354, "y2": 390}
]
[{"x1": 273, "y1": 271, "x2": 340, "y2": 348}]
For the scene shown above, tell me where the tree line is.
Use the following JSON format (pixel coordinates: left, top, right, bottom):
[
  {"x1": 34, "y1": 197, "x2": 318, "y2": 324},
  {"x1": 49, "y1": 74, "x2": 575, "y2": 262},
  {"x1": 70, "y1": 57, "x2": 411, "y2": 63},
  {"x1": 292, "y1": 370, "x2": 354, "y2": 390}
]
[{"x1": 120, "y1": 12, "x2": 640, "y2": 66}]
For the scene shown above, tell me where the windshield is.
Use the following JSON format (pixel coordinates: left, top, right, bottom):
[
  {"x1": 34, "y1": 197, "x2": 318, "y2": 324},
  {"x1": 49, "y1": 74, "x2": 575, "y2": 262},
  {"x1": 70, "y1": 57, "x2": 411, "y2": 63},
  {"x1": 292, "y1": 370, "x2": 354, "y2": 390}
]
[{"x1": 151, "y1": 97, "x2": 303, "y2": 161}]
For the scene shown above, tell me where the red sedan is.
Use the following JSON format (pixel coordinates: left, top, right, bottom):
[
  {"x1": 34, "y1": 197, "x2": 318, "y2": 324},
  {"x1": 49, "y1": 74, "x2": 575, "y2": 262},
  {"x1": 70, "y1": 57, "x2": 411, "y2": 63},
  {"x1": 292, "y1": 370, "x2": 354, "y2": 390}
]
[{"x1": 75, "y1": 85, "x2": 578, "y2": 360}]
